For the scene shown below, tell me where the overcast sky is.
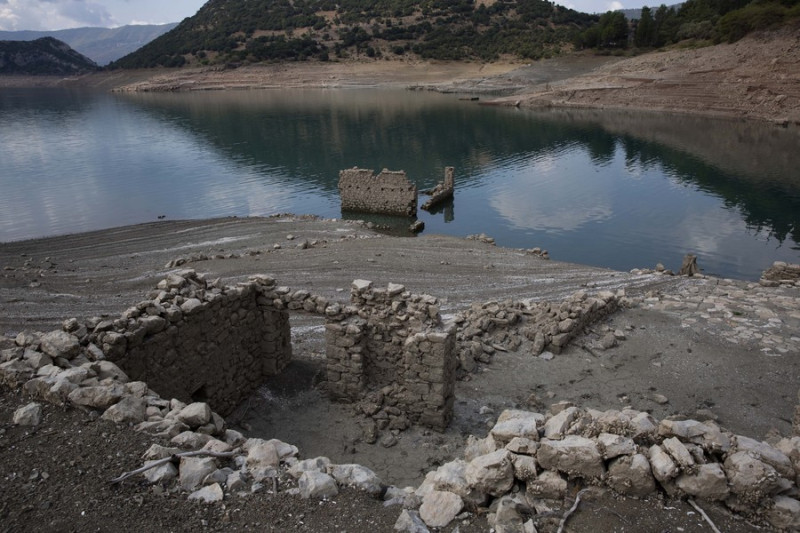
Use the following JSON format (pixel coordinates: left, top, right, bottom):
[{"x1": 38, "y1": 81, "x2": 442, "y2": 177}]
[{"x1": 0, "y1": 0, "x2": 653, "y2": 32}]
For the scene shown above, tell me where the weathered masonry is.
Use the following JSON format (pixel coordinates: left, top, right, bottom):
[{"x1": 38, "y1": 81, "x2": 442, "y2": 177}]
[
  {"x1": 82, "y1": 270, "x2": 456, "y2": 429},
  {"x1": 89, "y1": 271, "x2": 292, "y2": 416},
  {"x1": 326, "y1": 279, "x2": 457, "y2": 430},
  {"x1": 421, "y1": 166, "x2": 455, "y2": 211},
  {"x1": 338, "y1": 168, "x2": 418, "y2": 217}
]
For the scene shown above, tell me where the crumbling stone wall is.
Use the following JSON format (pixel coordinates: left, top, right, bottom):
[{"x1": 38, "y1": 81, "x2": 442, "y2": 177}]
[
  {"x1": 421, "y1": 166, "x2": 455, "y2": 211},
  {"x1": 2, "y1": 270, "x2": 459, "y2": 431},
  {"x1": 339, "y1": 168, "x2": 418, "y2": 217},
  {"x1": 87, "y1": 271, "x2": 292, "y2": 416},
  {"x1": 761, "y1": 261, "x2": 800, "y2": 287},
  {"x1": 325, "y1": 280, "x2": 457, "y2": 430}
]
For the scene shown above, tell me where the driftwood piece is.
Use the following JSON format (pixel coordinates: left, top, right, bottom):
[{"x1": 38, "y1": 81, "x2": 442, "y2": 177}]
[
  {"x1": 688, "y1": 498, "x2": 722, "y2": 533},
  {"x1": 557, "y1": 488, "x2": 589, "y2": 533},
  {"x1": 110, "y1": 449, "x2": 240, "y2": 484}
]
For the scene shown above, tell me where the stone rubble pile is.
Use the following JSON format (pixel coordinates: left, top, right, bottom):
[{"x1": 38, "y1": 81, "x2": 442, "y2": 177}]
[
  {"x1": 640, "y1": 272, "x2": 800, "y2": 357},
  {"x1": 399, "y1": 406, "x2": 800, "y2": 531},
  {"x1": 761, "y1": 261, "x2": 800, "y2": 287},
  {"x1": 453, "y1": 289, "x2": 627, "y2": 373},
  {"x1": 465, "y1": 233, "x2": 496, "y2": 245}
]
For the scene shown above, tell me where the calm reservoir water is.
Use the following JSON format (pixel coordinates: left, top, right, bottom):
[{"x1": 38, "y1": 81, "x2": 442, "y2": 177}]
[{"x1": 1, "y1": 87, "x2": 799, "y2": 280}]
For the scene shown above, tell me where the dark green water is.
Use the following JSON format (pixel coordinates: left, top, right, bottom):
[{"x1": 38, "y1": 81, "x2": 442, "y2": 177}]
[{"x1": 1, "y1": 87, "x2": 799, "y2": 280}]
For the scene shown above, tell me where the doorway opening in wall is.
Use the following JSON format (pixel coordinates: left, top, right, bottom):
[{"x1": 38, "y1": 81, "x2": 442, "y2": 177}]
[{"x1": 225, "y1": 313, "x2": 461, "y2": 488}]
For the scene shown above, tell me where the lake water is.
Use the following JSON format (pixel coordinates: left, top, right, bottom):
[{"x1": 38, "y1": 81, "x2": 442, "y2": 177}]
[{"x1": 1, "y1": 87, "x2": 799, "y2": 280}]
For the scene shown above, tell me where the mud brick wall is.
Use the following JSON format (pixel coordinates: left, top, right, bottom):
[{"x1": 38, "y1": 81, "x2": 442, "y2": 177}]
[
  {"x1": 338, "y1": 168, "x2": 418, "y2": 217},
  {"x1": 325, "y1": 280, "x2": 456, "y2": 430},
  {"x1": 89, "y1": 271, "x2": 291, "y2": 416}
]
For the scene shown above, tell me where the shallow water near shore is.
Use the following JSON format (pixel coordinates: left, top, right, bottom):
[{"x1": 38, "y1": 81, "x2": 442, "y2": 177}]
[{"x1": 1, "y1": 87, "x2": 799, "y2": 280}]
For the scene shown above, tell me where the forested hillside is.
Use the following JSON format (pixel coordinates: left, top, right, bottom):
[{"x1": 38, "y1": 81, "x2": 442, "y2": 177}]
[
  {"x1": 110, "y1": 0, "x2": 597, "y2": 68},
  {"x1": 0, "y1": 37, "x2": 98, "y2": 75},
  {"x1": 576, "y1": 0, "x2": 800, "y2": 50}
]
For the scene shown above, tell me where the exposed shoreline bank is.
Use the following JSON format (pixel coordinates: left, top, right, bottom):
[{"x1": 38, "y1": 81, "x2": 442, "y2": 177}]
[
  {"x1": 2, "y1": 215, "x2": 799, "y2": 531},
  {"x1": 3, "y1": 27, "x2": 798, "y2": 124}
]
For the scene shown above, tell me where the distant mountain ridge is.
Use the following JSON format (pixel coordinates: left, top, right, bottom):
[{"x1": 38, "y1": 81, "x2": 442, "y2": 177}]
[
  {"x1": 617, "y1": 3, "x2": 684, "y2": 20},
  {"x1": 0, "y1": 37, "x2": 98, "y2": 75},
  {"x1": 0, "y1": 24, "x2": 178, "y2": 66},
  {"x1": 111, "y1": 0, "x2": 598, "y2": 68}
]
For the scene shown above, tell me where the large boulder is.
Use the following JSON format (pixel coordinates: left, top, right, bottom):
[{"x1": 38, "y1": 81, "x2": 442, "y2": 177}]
[
  {"x1": 13, "y1": 402, "x2": 42, "y2": 426},
  {"x1": 724, "y1": 451, "x2": 780, "y2": 506},
  {"x1": 101, "y1": 396, "x2": 146, "y2": 424},
  {"x1": 606, "y1": 453, "x2": 656, "y2": 497},
  {"x1": 675, "y1": 463, "x2": 729, "y2": 501},
  {"x1": 490, "y1": 410, "x2": 544, "y2": 445},
  {"x1": 735, "y1": 435, "x2": 794, "y2": 479},
  {"x1": 39, "y1": 331, "x2": 80, "y2": 359},
  {"x1": 648, "y1": 444, "x2": 679, "y2": 483},
  {"x1": 465, "y1": 449, "x2": 514, "y2": 496},
  {"x1": 179, "y1": 456, "x2": 217, "y2": 491},
  {"x1": 419, "y1": 490, "x2": 463, "y2": 528},
  {"x1": 537, "y1": 436, "x2": 605, "y2": 479},
  {"x1": 329, "y1": 464, "x2": 383, "y2": 495},
  {"x1": 176, "y1": 402, "x2": 212, "y2": 428},
  {"x1": 67, "y1": 384, "x2": 125, "y2": 410},
  {"x1": 298, "y1": 470, "x2": 338, "y2": 499}
]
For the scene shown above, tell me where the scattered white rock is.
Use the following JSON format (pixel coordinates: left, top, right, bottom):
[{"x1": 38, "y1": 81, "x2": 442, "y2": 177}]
[
  {"x1": 188, "y1": 483, "x2": 224, "y2": 503},
  {"x1": 298, "y1": 470, "x2": 338, "y2": 499},
  {"x1": 419, "y1": 490, "x2": 463, "y2": 528},
  {"x1": 13, "y1": 402, "x2": 42, "y2": 426}
]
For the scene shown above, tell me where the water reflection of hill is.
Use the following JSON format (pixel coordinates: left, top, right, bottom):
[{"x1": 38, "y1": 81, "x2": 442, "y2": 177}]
[
  {"x1": 121, "y1": 90, "x2": 800, "y2": 247},
  {"x1": 539, "y1": 109, "x2": 800, "y2": 246}
]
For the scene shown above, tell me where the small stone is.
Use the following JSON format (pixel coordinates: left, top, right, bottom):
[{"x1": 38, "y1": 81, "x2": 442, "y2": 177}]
[
  {"x1": 394, "y1": 509, "x2": 430, "y2": 533},
  {"x1": 188, "y1": 483, "x2": 224, "y2": 504},
  {"x1": 143, "y1": 461, "x2": 178, "y2": 484},
  {"x1": 13, "y1": 402, "x2": 42, "y2": 426},
  {"x1": 298, "y1": 470, "x2": 338, "y2": 499},
  {"x1": 652, "y1": 394, "x2": 669, "y2": 405}
]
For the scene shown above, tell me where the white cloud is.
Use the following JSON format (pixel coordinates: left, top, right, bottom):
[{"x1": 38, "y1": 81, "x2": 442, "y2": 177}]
[
  {"x1": 487, "y1": 152, "x2": 614, "y2": 233},
  {"x1": 0, "y1": 0, "x2": 115, "y2": 31},
  {"x1": 607, "y1": 1, "x2": 625, "y2": 11}
]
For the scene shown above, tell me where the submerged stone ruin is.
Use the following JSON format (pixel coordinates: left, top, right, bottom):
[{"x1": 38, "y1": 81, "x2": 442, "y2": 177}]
[
  {"x1": 338, "y1": 168, "x2": 418, "y2": 217},
  {"x1": 421, "y1": 166, "x2": 455, "y2": 211}
]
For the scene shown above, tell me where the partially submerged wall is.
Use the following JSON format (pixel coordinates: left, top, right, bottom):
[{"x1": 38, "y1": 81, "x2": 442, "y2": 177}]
[
  {"x1": 88, "y1": 271, "x2": 292, "y2": 416},
  {"x1": 421, "y1": 166, "x2": 455, "y2": 211},
  {"x1": 339, "y1": 168, "x2": 418, "y2": 217}
]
